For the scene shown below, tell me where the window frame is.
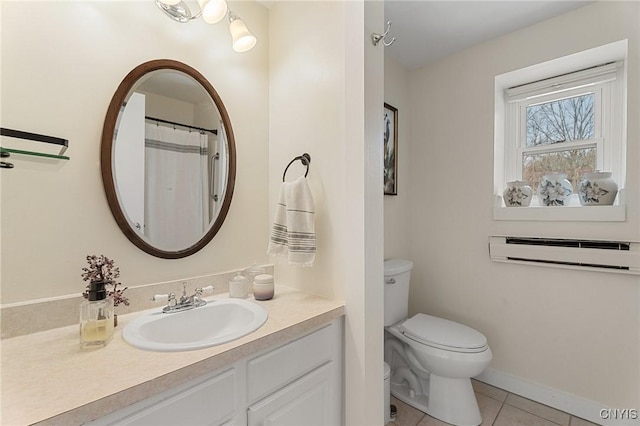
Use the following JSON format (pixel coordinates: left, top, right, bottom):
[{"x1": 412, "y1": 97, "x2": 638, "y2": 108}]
[{"x1": 493, "y1": 48, "x2": 627, "y2": 221}]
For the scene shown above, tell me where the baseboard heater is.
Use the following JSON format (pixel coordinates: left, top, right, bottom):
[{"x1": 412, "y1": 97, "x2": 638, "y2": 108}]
[{"x1": 489, "y1": 236, "x2": 640, "y2": 275}]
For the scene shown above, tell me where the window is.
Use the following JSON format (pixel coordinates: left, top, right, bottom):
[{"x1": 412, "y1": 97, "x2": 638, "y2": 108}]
[
  {"x1": 494, "y1": 41, "x2": 627, "y2": 221},
  {"x1": 505, "y1": 62, "x2": 623, "y2": 199}
]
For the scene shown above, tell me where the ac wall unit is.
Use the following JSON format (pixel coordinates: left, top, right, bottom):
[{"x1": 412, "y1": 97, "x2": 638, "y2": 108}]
[{"x1": 489, "y1": 236, "x2": 640, "y2": 275}]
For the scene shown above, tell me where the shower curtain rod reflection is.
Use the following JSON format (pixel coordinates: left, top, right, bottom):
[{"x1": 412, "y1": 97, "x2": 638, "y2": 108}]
[{"x1": 145, "y1": 116, "x2": 218, "y2": 135}]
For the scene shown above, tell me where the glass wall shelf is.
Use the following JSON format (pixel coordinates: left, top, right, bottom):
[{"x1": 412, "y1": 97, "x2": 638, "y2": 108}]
[
  {"x1": 0, "y1": 127, "x2": 69, "y2": 164},
  {"x1": 0, "y1": 147, "x2": 69, "y2": 160}
]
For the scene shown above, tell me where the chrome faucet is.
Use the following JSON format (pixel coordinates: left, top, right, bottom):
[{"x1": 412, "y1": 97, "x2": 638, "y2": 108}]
[{"x1": 152, "y1": 282, "x2": 214, "y2": 313}]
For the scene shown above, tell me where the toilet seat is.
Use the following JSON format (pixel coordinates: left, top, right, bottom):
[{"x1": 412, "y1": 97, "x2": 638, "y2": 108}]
[{"x1": 400, "y1": 313, "x2": 488, "y2": 353}]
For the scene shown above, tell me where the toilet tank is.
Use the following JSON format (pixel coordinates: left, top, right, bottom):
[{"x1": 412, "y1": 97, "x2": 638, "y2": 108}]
[{"x1": 383, "y1": 259, "x2": 413, "y2": 326}]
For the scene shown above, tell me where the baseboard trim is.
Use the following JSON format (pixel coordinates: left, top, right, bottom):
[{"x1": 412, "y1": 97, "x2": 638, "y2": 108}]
[{"x1": 475, "y1": 368, "x2": 639, "y2": 426}]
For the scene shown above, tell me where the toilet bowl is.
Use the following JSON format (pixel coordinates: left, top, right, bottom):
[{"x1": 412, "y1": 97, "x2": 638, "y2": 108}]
[
  {"x1": 383, "y1": 259, "x2": 492, "y2": 426},
  {"x1": 385, "y1": 316, "x2": 492, "y2": 425}
]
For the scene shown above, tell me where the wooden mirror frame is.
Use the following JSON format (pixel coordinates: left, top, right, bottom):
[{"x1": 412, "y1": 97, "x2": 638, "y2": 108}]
[{"x1": 101, "y1": 59, "x2": 236, "y2": 259}]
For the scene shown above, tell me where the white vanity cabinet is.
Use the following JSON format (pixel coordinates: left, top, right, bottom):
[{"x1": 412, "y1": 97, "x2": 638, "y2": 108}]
[{"x1": 89, "y1": 318, "x2": 343, "y2": 426}]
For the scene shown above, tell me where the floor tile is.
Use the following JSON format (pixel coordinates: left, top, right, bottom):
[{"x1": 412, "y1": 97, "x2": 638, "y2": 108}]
[
  {"x1": 570, "y1": 416, "x2": 601, "y2": 426},
  {"x1": 415, "y1": 414, "x2": 450, "y2": 426},
  {"x1": 392, "y1": 393, "x2": 501, "y2": 426},
  {"x1": 389, "y1": 383, "x2": 588, "y2": 426},
  {"x1": 506, "y1": 394, "x2": 570, "y2": 425},
  {"x1": 477, "y1": 392, "x2": 503, "y2": 425},
  {"x1": 495, "y1": 404, "x2": 562, "y2": 426},
  {"x1": 472, "y1": 379, "x2": 509, "y2": 402},
  {"x1": 391, "y1": 396, "x2": 425, "y2": 426}
]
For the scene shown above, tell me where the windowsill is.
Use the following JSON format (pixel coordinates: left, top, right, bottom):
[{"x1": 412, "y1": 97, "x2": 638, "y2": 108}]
[
  {"x1": 494, "y1": 204, "x2": 625, "y2": 221},
  {"x1": 493, "y1": 196, "x2": 626, "y2": 222}
]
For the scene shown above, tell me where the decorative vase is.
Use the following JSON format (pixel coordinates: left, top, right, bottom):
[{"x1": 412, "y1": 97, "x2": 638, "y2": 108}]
[
  {"x1": 578, "y1": 171, "x2": 618, "y2": 206},
  {"x1": 503, "y1": 181, "x2": 533, "y2": 207},
  {"x1": 537, "y1": 173, "x2": 573, "y2": 206}
]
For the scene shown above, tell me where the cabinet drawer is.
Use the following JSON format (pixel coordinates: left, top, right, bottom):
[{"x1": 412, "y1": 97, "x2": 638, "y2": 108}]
[
  {"x1": 90, "y1": 369, "x2": 236, "y2": 426},
  {"x1": 247, "y1": 323, "x2": 336, "y2": 403}
]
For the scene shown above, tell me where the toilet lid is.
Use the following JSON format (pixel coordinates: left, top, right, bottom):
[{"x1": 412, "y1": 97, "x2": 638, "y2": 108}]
[{"x1": 400, "y1": 313, "x2": 487, "y2": 352}]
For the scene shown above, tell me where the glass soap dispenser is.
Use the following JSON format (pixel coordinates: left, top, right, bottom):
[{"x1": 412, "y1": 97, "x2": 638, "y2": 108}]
[
  {"x1": 229, "y1": 272, "x2": 249, "y2": 298},
  {"x1": 243, "y1": 263, "x2": 265, "y2": 295},
  {"x1": 80, "y1": 280, "x2": 114, "y2": 349}
]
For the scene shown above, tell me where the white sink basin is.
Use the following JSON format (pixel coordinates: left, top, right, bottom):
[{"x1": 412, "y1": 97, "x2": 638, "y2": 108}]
[{"x1": 122, "y1": 298, "x2": 268, "y2": 352}]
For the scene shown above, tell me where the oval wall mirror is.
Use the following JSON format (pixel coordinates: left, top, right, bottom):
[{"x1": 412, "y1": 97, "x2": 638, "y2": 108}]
[{"x1": 101, "y1": 59, "x2": 236, "y2": 259}]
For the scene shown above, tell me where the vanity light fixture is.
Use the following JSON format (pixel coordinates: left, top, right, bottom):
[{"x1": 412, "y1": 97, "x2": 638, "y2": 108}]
[
  {"x1": 228, "y1": 11, "x2": 257, "y2": 53},
  {"x1": 154, "y1": 0, "x2": 256, "y2": 52},
  {"x1": 198, "y1": 0, "x2": 228, "y2": 24}
]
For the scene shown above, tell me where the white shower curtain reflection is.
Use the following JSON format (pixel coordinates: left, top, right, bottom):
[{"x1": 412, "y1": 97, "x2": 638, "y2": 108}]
[{"x1": 145, "y1": 123, "x2": 208, "y2": 251}]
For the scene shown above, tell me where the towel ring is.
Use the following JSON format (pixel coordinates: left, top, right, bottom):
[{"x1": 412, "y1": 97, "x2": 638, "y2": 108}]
[{"x1": 282, "y1": 153, "x2": 311, "y2": 182}]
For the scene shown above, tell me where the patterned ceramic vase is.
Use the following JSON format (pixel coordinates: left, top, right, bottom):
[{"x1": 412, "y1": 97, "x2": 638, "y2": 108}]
[
  {"x1": 537, "y1": 173, "x2": 573, "y2": 206},
  {"x1": 503, "y1": 181, "x2": 533, "y2": 207},
  {"x1": 578, "y1": 171, "x2": 618, "y2": 206}
]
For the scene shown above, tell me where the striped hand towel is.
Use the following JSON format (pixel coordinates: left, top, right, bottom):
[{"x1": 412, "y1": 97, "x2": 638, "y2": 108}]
[{"x1": 267, "y1": 176, "x2": 316, "y2": 266}]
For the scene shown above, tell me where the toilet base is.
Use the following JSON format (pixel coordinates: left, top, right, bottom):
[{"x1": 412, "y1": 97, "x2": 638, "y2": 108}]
[
  {"x1": 390, "y1": 375, "x2": 481, "y2": 426},
  {"x1": 390, "y1": 381, "x2": 429, "y2": 415}
]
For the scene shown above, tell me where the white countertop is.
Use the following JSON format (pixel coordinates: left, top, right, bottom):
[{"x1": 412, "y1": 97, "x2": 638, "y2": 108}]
[{"x1": 0, "y1": 286, "x2": 344, "y2": 425}]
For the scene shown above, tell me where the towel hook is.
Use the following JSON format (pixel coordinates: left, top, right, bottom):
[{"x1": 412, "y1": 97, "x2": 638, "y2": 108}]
[
  {"x1": 282, "y1": 153, "x2": 311, "y2": 182},
  {"x1": 372, "y1": 21, "x2": 395, "y2": 47}
]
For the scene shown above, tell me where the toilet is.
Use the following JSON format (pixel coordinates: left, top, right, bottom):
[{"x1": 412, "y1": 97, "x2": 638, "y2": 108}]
[{"x1": 383, "y1": 259, "x2": 492, "y2": 426}]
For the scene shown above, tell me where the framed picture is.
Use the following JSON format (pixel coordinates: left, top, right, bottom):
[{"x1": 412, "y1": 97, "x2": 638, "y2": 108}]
[{"x1": 383, "y1": 103, "x2": 398, "y2": 195}]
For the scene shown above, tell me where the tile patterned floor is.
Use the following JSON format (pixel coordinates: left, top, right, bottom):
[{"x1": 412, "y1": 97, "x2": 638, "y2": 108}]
[{"x1": 389, "y1": 380, "x2": 600, "y2": 426}]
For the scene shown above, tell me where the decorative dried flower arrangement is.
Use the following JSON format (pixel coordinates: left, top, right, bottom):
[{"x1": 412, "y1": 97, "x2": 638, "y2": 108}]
[{"x1": 81, "y1": 255, "x2": 129, "y2": 308}]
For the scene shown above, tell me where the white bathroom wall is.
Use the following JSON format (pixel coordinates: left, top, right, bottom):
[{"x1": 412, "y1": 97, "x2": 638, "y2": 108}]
[
  {"x1": 384, "y1": 55, "x2": 410, "y2": 260},
  {"x1": 269, "y1": 1, "x2": 385, "y2": 423},
  {"x1": 0, "y1": 1, "x2": 270, "y2": 304},
  {"x1": 407, "y1": 1, "x2": 639, "y2": 409},
  {"x1": 268, "y1": 1, "x2": 347, "y2": 301},
  {"x1": 144, "y1": 93, "x2": 195, "y2": 126}
]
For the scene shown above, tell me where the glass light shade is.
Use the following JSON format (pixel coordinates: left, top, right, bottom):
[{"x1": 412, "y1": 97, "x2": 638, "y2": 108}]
[
  {"x1": 198, "y1": 0, "x2": 228, "y2": 24},
  {"x1": 230, "y1": 18, "x2": 257, "y2": 52},
  {"x1": 157, "y1": 0, "x2": 182, "y2": 5}
]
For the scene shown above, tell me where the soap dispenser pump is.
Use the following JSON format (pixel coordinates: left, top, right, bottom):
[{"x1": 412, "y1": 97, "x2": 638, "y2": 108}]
[{"x1": 80, "y1": 280, "x2": 114, "y2": 349}]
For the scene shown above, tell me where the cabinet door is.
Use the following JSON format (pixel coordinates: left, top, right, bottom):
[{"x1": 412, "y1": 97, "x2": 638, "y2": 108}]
[
  {"x1": 247, "y1": 362, "x2": 338, "y2": 426},
  {"x1": 247, "y1": 322, "x2": 341, "y2": 404}
]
